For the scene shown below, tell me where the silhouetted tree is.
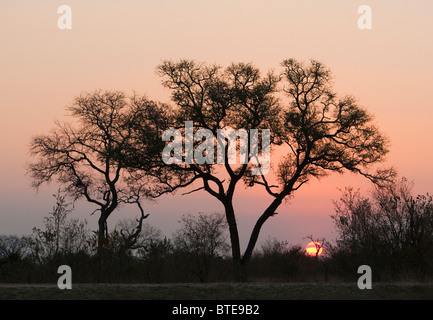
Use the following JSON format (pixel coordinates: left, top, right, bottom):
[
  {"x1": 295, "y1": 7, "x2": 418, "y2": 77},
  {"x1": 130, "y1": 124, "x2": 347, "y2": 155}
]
[
  {"x1": 305, "y1": 235, "x2": 326, "y2": 258},
  {"x1": 28, "y1": 191, "x2": 89, "y2": 263},
  {"x1": 331, "y1": 187, "x2": 380, "y2": 255},
  {"x1": 331, "y1": 177, "x2": 433, "y2": 278},
  {"x1": 157, "y1": 58, "x2": 393, "y2": 280},
  {"x1": 28, "y1": 90, "x2": 168, "y2": 256},
  {"x1": 156, "y1": 60, "x2": 280, "y2": 280},
  {"x1": 0, "y1": 235, "x2": 27, "y2": 262},
  {"x1": 374, "y1": 178, "x2": 433, "y2": 255}
]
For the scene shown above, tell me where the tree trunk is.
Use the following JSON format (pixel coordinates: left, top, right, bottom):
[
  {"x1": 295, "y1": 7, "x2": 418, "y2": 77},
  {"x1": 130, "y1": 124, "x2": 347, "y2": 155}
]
[
  {"x1": 242, "y1": 196, "x2": 284, "y2": 267},
  {"x1": 96, "y1": 201, "x2": 117, "y2": 282},
  {"x1": 223, "y1": 200, "x2": 246, "y2": 282},
  {"x1": 223, "y1": 195, "x2": 286, "y2": 282},
  {"x1": 97, "y1": 214, "x2": 107, "y2": 257},
  {"x1": 97, "y1": 212, "x2": 109, "y2": 282}
]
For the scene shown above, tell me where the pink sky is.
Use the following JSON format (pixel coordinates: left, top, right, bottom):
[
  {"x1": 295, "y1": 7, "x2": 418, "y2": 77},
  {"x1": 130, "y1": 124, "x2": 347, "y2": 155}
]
[{"x1": 1, "y1": 1, "x2": 432, "y2": 250}]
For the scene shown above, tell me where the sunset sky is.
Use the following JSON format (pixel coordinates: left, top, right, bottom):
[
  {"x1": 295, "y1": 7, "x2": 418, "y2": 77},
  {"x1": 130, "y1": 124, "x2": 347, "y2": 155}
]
[{"x1": 1, "y1": 1, "x2": 432, "y2": 251}]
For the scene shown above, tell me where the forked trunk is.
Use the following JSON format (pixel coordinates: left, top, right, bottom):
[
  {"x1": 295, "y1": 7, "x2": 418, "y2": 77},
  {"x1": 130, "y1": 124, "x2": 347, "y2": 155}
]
[{"x1": 233, "y1": 196, "x2": 285, "y2": 282}]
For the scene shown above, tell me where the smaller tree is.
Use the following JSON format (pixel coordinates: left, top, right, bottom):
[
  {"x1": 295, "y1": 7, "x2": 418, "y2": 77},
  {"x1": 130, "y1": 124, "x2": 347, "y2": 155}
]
[
  {"x1": 29, "y1": 191, "x2": 89, "y2": 263},
  {"x1": 373, "y1": 178, "x2": 433, "y2": 253},
  {"x1": 27, "y1": 90, "x2": 170, "y2": 256},
  {"x1": 0, "y1": 235, "x2": 27, "y2": 262},
  {"x1": 331, "y1": 177, "x2": 433, "y2": 278},
  {"x1": 173, "y1": 212, "x2": 230, "y2": 282},
  {"x1": 331, "y1": 187, "x2": 378, "y2": 253},
  {"x1": 305, "y1": 235, "x2": 326, "y2": 258}
]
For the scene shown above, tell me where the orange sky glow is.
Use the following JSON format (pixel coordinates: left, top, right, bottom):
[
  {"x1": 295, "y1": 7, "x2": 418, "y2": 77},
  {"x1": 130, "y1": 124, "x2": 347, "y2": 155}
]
[{"x1": 1, "y1": 1, "x2": 432, "y2": 250}]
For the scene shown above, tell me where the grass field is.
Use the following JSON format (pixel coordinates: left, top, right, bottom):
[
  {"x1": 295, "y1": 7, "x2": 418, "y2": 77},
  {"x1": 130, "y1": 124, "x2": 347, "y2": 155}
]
[{"x1": 1, "y1": 282, "x2": 433, "y2": 300}]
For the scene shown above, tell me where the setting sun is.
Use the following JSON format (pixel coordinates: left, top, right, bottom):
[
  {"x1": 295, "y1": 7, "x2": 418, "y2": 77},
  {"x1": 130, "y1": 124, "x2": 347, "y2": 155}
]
[{"x1": 305, "y1": 241, "x2": 323, "y2": 257}]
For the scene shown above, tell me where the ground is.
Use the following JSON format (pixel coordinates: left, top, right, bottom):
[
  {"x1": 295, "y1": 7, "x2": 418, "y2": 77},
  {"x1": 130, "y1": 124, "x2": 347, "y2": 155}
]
[{"x1": 1, "y1": 282, "x2": 433, "y2": 300}]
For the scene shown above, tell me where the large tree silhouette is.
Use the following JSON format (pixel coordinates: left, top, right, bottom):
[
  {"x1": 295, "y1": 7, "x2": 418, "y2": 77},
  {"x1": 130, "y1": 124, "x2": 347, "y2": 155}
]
[
  {"x1": 28, "y1": 90, "x2": 172, "y2": 256},
  {"x1": 156, "y1": 58, "x2": 394, "y2": 280}
]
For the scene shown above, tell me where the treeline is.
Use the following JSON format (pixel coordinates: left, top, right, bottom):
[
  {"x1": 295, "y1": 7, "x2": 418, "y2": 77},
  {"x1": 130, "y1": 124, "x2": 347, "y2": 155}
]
[
  {"x1": 0, "y1": 193, "x2": 315, "y2": 283},
  {"x1": 1, "y1": 178, "x2": 433, "y2": 283}
]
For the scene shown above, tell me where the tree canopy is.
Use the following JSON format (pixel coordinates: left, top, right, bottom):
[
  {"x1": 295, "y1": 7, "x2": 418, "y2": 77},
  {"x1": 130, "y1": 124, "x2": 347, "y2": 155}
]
[
  {"x1": 152, "y1": 58, "x2": 394, "y2": 280},
  {"x1": 28, "y1": 91, "x2": 184, "y2": 253}
]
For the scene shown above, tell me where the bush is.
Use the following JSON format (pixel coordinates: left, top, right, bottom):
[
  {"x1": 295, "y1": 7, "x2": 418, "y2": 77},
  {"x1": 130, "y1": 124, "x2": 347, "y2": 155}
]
[{"x1": 330, "y1": 177, "x2": 433, "y2": 280}]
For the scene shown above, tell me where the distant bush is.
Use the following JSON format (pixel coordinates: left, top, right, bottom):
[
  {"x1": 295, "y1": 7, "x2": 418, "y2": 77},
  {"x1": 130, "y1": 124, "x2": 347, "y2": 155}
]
[
  {"x1": 330, "y1": 177, "x2": 433, "y2": 281},
  {"x1": 172, "y1": 212, "x2": 230, "y2": 282},
  {"x1": 246, "y1": 237, "x2": 328, "y2": 282},
  {"x1": 27, "y1": 192, "x2": 90, "y2": 264}
]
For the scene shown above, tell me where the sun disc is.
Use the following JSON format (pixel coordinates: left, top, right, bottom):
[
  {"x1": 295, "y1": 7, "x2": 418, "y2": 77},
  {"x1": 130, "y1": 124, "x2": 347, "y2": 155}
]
[{"x1": 305, "y1": 241, "x2": 323, "y2": 257}]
